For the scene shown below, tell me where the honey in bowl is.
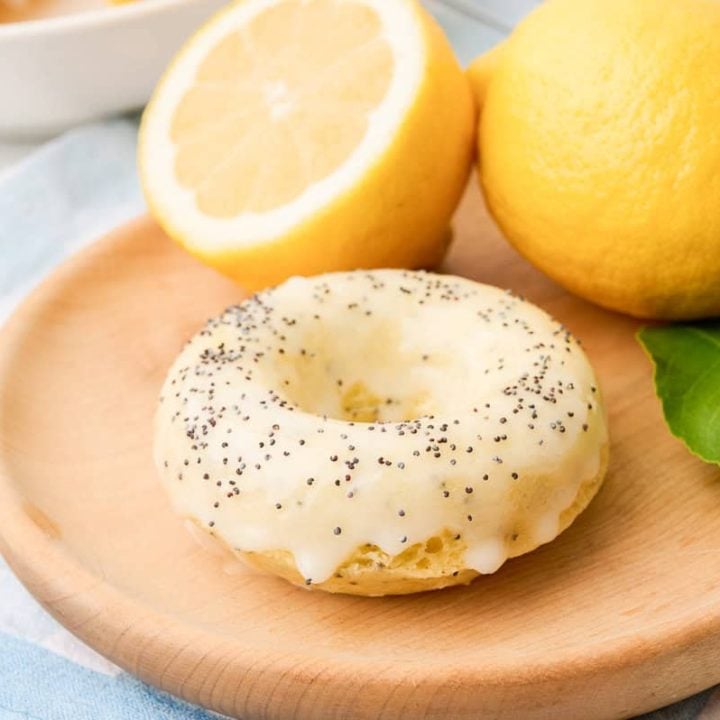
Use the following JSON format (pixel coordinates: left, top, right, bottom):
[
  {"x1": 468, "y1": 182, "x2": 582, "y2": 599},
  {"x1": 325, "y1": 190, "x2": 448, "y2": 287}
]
[{"x1": 0, "y1": 0, "x2": 117, "y2": 23}]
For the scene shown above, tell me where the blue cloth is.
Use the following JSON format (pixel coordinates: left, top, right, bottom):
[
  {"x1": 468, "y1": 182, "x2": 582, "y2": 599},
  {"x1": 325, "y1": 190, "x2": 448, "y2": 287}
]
[
  {"x1": 0, "y1": 634, "x2": 215, "y2": 720},
  {"x1": 0, "y1": 119, "x2": 143, "y2": 319},
  {"x1": 0, "y1": 118, "x2": 221, "y2": 719},
  {"x1": 0, "y1": 3, "x2": 717, "y2": 719}
]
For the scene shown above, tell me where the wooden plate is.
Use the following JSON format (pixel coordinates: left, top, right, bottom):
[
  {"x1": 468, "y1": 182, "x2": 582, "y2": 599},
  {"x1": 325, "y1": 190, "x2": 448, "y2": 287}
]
[{"x1": 1, "y1": 189, "x2": 719, "y2": 720}]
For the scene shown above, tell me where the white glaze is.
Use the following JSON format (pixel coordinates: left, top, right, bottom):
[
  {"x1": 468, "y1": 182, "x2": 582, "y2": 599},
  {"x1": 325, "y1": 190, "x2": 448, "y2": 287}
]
[{"x1": 155, "y1": 270, "x2": 608, "y2": 583}]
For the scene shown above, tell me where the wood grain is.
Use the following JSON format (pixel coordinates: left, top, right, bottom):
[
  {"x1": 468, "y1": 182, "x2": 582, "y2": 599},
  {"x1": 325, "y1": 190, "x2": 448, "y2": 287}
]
[{"x1": 0, "y1": 187, "x2": 719, "y2": 720}]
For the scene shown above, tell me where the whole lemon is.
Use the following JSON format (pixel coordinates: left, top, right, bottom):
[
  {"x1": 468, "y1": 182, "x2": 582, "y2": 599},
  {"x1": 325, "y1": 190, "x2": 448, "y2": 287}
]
[{"x1": 476, "y1": 0, "x2": 720, "y2": 319}]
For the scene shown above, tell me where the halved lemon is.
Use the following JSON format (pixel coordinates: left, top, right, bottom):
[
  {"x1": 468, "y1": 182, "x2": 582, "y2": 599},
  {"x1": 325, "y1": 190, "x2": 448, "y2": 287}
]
[{"x1": 139, "y1": 0, "x2": 475, "y2": 290}]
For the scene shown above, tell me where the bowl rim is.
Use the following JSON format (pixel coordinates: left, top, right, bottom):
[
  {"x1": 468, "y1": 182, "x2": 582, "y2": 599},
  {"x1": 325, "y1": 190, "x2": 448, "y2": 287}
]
[
  {"x1": 0, "y1": 0, "x2": 510, "y2": 40},
  {"x1": 0, "y1": 0, "x2": 212, "y2": 39}
]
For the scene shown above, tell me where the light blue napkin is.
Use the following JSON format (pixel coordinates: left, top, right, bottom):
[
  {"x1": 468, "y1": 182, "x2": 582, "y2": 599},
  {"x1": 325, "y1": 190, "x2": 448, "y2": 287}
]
[
  {"x1": 0, "y1": 3, "x2": 717, "y2": 718},
  {"x1": 0, "y1": 119, "x2": 222, "y2": 720},
  {"x1": 0, "y1": 119, "x2": 144, "y2": 321}
]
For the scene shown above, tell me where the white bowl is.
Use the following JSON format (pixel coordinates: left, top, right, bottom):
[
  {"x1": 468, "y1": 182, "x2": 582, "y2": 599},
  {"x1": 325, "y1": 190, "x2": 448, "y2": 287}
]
[{"x1": 0, "y1": 0, "x2": 226, "y2": 138}]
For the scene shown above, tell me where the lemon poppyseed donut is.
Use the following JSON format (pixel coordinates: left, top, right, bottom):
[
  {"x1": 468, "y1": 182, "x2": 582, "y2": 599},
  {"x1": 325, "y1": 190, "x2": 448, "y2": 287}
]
[{"x1": 155, "y1": 270, "x2": 609, "y2": 596}]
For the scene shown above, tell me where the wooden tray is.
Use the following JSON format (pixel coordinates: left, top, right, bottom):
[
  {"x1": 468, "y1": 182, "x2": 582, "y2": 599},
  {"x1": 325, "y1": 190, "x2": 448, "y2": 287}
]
[{"x1": 1, "y1": 188, "x2": 719, "y2": 720}]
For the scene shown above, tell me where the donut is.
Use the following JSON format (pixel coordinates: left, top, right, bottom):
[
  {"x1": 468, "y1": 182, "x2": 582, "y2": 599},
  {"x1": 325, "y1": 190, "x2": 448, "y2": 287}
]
[{"x1": 155, "y1": 270, "x2": 609, "y2": 596}]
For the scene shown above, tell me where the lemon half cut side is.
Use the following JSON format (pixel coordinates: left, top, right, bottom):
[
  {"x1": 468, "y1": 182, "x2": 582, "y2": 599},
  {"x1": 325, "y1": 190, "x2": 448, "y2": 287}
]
[{"x1": 140, "y1": 0, "x2": 476, "y2": 290}]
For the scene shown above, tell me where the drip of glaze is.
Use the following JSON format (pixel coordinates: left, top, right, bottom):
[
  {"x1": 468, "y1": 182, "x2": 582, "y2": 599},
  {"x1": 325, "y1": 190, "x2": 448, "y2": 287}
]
[{"x1": 464, "y1": 538, "x2": 507, "y2": 575}]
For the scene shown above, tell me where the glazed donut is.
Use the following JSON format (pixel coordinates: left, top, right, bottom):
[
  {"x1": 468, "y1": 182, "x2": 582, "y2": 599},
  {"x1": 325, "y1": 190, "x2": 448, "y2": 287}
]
[{"x1": 155, "y1": 270, "x2": 609, "y2": 596}]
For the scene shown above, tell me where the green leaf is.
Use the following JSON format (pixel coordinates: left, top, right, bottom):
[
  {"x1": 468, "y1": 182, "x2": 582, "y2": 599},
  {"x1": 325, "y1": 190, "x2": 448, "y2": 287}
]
[
  {"x1": 638, "y1": 320, "x2": 720, "y2": 464},
  {"x1": 638, "y1": 322, "x2": 720, "y2": 465}
]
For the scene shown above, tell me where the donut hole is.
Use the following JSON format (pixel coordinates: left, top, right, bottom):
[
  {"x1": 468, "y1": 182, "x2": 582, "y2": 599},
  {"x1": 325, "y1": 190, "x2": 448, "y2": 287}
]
[{"x1": 273, "y1": 313, "x2": 470, "y2": 423}]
